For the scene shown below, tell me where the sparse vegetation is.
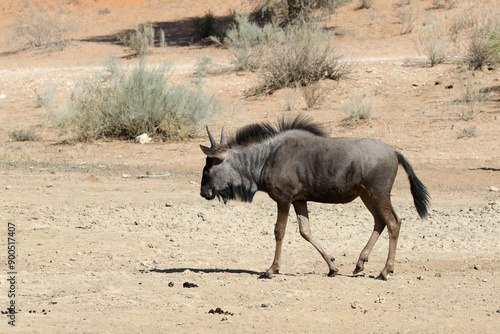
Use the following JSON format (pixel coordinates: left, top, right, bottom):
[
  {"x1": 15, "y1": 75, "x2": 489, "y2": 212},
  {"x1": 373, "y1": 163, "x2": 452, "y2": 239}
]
[
  {"x1": 457, "y1": 125, "x2": 478, "y2": 139},
  {"x1": 193, "y1": 54, "x2": 213, "y2": 76},
  {"x1": 419, "y1": 17, "x2": 449, "y2": 66},
  {"x1": 398, "y1": 3, "x2": 418, "y2": 35},
  {"x1": 301, "y1": 82, "x2": 325, "y2": 109},
  {"x1": 193, "y1": 11, "x2": 218, "y2": 40},
  {"x1": 252, "y1": 0, "x2": 351, "y2": 23},
  {"x1": 121, "y1": 25, "x2": 155, "y2": 56},
  {"x1": 54, "y1": 57, "x2": 220, "y2": 142},
  {"x1": 9, "y1": 127, "x2": 40, "y2": 142},
  {"x1": 449, "y1": 3, "x2": 500, "y2": 69},
  {"x1": 432, "y1": 0, "x2": 457, "y2": 10},
  {"x1": 214, "y1": 14, "x2": 284, "y2": 71},
  {"x1": 357, "y1": 0, "x2": 373, "y2": 10},
  {"x1": 342, "y1": 92, "x2": 374, "y2": 125},
  {"x1": 246, "y1": 22, "x2": 350, "y2": 96},
  {"x1": 10, "y1": 7, "x2": 71, "y2": 51},
  {"x1": 459, "y1": 70, "x2": 488, "y2": 120},
  {"x1": 98, "y1": 7, "x2": 112, "y2": 15},
  {"x1": 34, "y1": 85, "x2": 56, "y2": 109}
]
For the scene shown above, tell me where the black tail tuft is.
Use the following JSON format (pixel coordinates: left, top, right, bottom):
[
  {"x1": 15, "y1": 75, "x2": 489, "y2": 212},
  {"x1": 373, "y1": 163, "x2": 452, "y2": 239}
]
[{"x1": 397, "y1": 152, "x2": 431, "y2": 219}]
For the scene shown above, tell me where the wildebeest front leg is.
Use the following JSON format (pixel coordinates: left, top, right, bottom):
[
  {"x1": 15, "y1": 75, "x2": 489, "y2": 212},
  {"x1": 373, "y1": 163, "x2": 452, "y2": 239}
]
[
  {"x1": 263, "y1": 202, "x2": 290, "y2": 278},
  {"x1": 293, "y1": 201, "x2": 338, "y2": 277}
]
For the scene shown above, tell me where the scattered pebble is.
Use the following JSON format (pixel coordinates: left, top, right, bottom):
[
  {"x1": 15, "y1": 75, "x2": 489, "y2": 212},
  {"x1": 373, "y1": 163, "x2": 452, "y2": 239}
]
[
  {"x1": 183, "y1": 282, "x2": 198, "y2": 288},
  {"x1": 209, "y1": 307, "x2": 234, "y2": 316}
]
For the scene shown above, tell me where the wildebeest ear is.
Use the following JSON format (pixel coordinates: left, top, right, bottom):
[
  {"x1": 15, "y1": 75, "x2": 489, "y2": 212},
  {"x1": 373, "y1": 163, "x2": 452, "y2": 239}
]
[{"x1": 200, "y1": 145, "x2": 227, "y2": 160}]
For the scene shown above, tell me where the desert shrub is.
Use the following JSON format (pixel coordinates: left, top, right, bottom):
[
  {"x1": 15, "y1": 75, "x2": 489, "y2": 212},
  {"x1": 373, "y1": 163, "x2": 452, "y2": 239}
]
[
  {"x1": 98, "y1": 7, "x2": 112, "y2": 15},
  {"x1": 56, "y1": 57, "x2": 219, "y2": 141},
  {"x1": 282, "y1": 88, "x2": 299, "y2": 111},
  {"x1": 449, "y1": 3, "x2": 500, "y2": 69},
  {"x1": 459, "y1": 71, "x2": 488, "y2": 120},
  {"x1": 357, "y1": 0, "x2": 373, "y2": 10},
  {"x1": 432, "y1": 0, "x2": 457, "y2": 10},
  {"x1": 463, "y1": 25, "x2": 500, "y2": 70},
  {"x1": 215, "y1": 14, "x2": 284, "y2": 71},
  {"x1": 34, "y1": 85, "x2": 56, "y2": 108},
  {"x1": 419, "y1": 17, "x2": 449, "y2": 66},
  {"x1": 193, "y1": 54, "x2": 213, "y2": 76},
  {"x1": 301, "y1": 82, "x2": 325, "y2": 109},
  {"x1": 9, "y1": 128, "x2": 40, "y2": 142},
  {"x1": 342, "y1": 91, "x2": 374, "y2": 125},
  {"x1": 398, "y1": 3, "x2": 418, "y2": 35},
  {"x1": 122, "y1": 25, "x2": 155, "y2": 56},
  {"x1": 193, "y1": 11, "x2": 217, "y2": 40},
  {"x1": 457, "y1": 125, "x2": 478, "y2": 139},
  {"x1": 252, "y1": 0, "x2": 351, "y2": 23},
  {"x1": 10, "y1": 7, "x2": 70, "y2": 50},
  {"x1": 247, "y1": 22, "x2": 349, "y2": 96}
]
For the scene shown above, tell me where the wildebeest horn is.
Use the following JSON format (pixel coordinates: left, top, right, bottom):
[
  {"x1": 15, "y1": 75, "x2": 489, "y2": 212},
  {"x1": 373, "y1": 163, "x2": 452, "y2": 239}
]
[
  {"x1": 206, "y1": 126, "x2": 217, "y2": 148},
  {"x1": 220, "y1": 127, "x2": 225, "y2": 144}
]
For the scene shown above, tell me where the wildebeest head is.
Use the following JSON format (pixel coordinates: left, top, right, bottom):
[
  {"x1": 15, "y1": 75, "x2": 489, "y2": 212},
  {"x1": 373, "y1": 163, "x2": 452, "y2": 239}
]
[
  {"x1": 199, "y1": 127, "x2": 232, "y2": 202},
  {"x1": 200, "y1": 125, "x2": 260, "y2": 203}
]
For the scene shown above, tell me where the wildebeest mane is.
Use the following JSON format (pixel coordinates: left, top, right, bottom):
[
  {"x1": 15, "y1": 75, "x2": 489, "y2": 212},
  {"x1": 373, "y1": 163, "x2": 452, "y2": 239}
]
[{"x1": 228, "y1": 116, "x2": 327, "y2": 147}]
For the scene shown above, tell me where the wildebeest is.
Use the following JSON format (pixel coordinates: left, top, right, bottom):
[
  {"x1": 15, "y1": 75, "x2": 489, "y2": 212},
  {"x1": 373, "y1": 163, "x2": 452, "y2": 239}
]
[{"x1": 200, "y1": 116, "x2": 430, "y2": 280}]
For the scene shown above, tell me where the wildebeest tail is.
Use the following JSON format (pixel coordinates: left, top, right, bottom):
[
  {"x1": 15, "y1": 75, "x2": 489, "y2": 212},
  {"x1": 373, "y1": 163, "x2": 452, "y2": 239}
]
[{"x1": 397, "y1": 152, "x2": 430, "y2": 219}]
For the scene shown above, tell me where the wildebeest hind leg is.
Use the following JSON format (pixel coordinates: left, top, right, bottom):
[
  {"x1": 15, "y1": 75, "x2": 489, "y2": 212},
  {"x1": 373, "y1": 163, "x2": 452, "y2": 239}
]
[
  {"x1": 293, "y1": 201, "x2": 338, "y2": 277},
  {"x1": 377, "y1": 204, "x2": 401, "y2": 280},
  {"x1": 354, "y1": 192, "x2": 387, "y2": 275}
]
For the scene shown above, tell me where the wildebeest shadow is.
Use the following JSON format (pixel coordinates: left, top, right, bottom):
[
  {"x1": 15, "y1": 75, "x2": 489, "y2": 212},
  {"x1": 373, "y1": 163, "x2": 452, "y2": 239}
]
[
  {"x1": 146, "y1": 267, "x2": 370, "y2": 279},
  {"x1": 147, "y1": 267, "x2": 263, "y2": 276}
]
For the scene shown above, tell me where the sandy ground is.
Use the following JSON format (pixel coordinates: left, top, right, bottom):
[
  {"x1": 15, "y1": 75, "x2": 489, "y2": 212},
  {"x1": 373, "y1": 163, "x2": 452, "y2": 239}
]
[{"x1": 1, "y1": 0, "x2": 499, "y2": 333}]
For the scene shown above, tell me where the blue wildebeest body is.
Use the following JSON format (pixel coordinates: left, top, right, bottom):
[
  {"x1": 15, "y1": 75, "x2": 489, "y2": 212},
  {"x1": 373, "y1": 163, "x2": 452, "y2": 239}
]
[{"x1": 200, "y1": 116, "x2": 430, "y2": 280}]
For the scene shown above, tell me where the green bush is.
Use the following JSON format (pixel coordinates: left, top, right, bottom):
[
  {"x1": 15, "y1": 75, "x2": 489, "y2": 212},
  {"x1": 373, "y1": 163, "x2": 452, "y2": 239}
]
[{"x1": 56, "y1": 57, "x2": 219, "y2": 142}]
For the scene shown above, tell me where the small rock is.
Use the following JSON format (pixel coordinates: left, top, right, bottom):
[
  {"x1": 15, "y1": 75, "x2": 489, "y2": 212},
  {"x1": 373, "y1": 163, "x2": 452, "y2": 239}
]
[
  {"x1": 0, "y1": 93, "x2": 6, "y2": 99},
  {"x1": 474, "y1": 265, "x2": 481, "y2": 270},
  {"x1": 489, "y1": 186, "x2": 498, "y2": 192},
  {"x1": 183, "y1": 282, "x2": 198, "y2": 288},
  {"x1": 135, "y1": 133, "x2": 152, "y2": 144},
  {"x1": 168, "y1": 282, "x2": 174, "y2": 287}
]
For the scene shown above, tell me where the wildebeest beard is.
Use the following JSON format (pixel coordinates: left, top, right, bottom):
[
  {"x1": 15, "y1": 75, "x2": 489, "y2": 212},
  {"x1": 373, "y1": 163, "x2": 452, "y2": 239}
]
[{"x1": 215, "y1": 182, "x2": 257, "y2": 204}]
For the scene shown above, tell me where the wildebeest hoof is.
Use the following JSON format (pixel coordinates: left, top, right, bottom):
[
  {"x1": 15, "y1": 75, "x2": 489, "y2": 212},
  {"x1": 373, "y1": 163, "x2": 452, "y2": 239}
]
[
  {"x1": 376, "y1": 273, "x2": 388, "y2": 281},
  {"x1": 259, "y1": 273, "x2": 273, "y2": 279},
  {"x1": 328, "y1": 269, "x2": 339, "y2": 277},
  {"x1": 353, "y1": 265, "x2": 364, "y2": 275},
  {"x1": 330, "y1": 257, "x2": 335, "y2": 262}
]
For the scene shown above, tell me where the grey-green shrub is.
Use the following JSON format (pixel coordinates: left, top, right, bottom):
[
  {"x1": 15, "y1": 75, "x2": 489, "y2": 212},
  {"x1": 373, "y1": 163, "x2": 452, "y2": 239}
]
[
  {"x1": 34, "y1": 85, "x2": 56, "y2": 108},
  {"x1": 247, "y1": 22, "x2": 349, "y2": 96},
  {"x1": 216, "y1": 14, "x2": 284, "y2": 71},
  {"x1": 56, "y1": 58, "x2": 219, "y2": 141}
]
